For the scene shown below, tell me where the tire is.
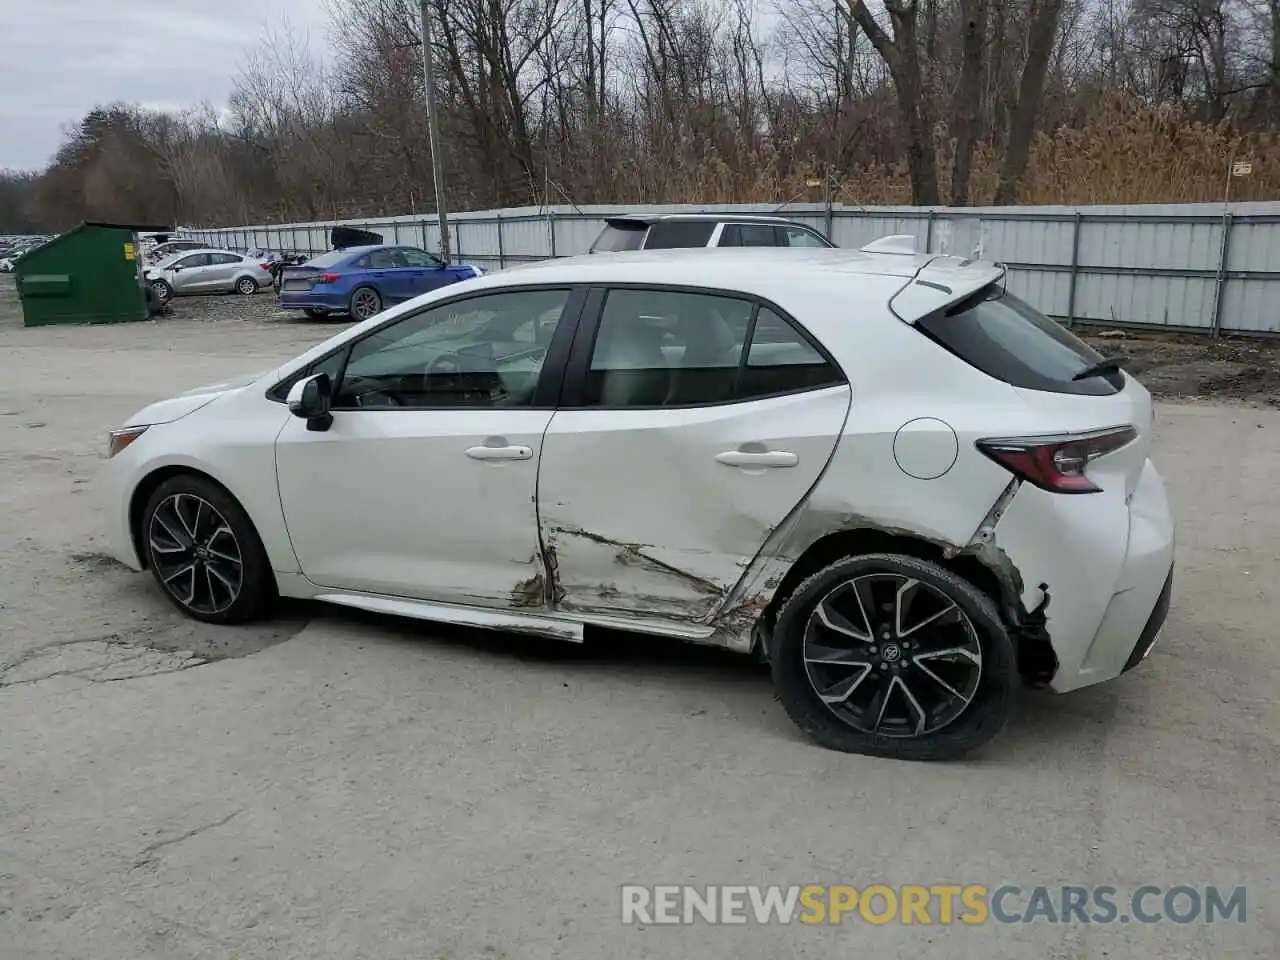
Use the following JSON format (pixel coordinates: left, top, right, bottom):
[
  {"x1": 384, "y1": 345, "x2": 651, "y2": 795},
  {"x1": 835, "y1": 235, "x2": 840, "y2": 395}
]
[
  {"x1": 151, "y1": 279, "x2": 173, "y2": 304},
  {"x1": 770, "y1": 553, "x2": 1016, "y2": 761},
  {"x1": 236, "y1": 276, "x2": 258, "y2": 295},
  {"x1": 304, "y1": 308, "x2": 329, "y2": 320},
  {"x1": 349, "y1": 286, "x2": 382, "y2": 320},
  {"x1": 141, "y1": 474, "x2": 275, "y2": 625}
]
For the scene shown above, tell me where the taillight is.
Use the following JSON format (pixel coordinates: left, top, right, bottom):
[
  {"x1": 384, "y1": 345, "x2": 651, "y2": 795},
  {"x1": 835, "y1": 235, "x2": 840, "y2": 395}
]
[
  {"x1": 260, "y1": 262, "x2": 272, "y2": 271},
  {"x1": 976, "y1": 426, "x2": 1137, "y2": 494},
  {"x1": 320, "y1": 272, "x2": 340, "y2": 283}
]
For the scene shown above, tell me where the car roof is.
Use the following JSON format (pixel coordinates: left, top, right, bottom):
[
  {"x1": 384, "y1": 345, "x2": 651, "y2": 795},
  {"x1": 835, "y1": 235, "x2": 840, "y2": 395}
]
[
  {"x1": 484, "y1": 248, "x2": 1004, "y2": 323},
  {"x1": 604, "y1": 213, "x2": 818, "y2": 227}
]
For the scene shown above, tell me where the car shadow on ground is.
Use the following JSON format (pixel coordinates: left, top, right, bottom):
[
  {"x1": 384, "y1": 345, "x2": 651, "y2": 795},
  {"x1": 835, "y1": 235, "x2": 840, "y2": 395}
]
[{"x1": 298, "y1": 602, "x2": 1128, "y2": 764}]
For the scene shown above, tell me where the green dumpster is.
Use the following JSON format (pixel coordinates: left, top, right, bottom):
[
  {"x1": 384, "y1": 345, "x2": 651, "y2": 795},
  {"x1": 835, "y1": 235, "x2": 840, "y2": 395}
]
[{"x1": 15, "y1": 221, "x2": 170, "y2": 327}]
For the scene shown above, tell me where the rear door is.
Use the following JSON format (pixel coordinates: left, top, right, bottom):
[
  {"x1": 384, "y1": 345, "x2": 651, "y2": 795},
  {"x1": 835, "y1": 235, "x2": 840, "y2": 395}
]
[
  {"x1": 362, "y1": 247, "x2": 410, "y2": 302},
  {"x1": 537, "y1": 286, "x2": 851, "y2": 623},
  {"x1": 204, "y1": 252, "x2": 244, "y2": 291}
]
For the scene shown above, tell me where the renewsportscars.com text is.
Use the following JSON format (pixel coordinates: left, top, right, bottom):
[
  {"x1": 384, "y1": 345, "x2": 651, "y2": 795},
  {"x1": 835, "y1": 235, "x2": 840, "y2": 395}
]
[{"x1": 620, "y1": 884, "x2": 1247, "y2": 926}]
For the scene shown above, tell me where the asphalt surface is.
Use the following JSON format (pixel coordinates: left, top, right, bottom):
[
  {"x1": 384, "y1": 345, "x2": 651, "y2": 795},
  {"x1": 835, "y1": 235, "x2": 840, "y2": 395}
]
[{"x1": 0, "y1": 286, "x2": 1276, "y2": 958}]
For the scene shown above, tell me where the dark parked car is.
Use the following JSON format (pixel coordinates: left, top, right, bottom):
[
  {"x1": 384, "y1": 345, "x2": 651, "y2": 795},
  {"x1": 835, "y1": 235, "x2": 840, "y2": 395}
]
[{"x1": 590, "y1": 214, "x2": 833, "y2": 253}]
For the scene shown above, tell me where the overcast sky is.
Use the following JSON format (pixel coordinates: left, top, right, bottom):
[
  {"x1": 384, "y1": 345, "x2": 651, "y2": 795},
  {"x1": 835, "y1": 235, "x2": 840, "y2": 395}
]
[{"x1": 0, "y1": 0, "x2": 332, "y2": 171}]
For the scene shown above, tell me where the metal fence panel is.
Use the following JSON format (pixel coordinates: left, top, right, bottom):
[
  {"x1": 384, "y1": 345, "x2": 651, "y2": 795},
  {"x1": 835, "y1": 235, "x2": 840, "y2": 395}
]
[{"x1": 180, "y1": 201, "x2": 1280, "y2": 335}]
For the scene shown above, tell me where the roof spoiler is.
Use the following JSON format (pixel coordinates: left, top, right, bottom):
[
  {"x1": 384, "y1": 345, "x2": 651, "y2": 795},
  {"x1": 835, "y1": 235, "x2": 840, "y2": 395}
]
[{"x1": 860, "y1": 234, "x2": 918, "y2": 255}]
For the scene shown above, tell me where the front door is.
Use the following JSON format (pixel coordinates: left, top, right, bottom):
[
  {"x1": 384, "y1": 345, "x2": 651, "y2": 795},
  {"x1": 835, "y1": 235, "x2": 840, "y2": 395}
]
[
  {"x1": 170, "y1": 253, "x2": 209, "y2": 293},
  {"x1": 274, "y1": 286, "x2": 580, "y2": 607},
  {"x1": 537, "y1": 287, "x2": 851, "y2": 623}
]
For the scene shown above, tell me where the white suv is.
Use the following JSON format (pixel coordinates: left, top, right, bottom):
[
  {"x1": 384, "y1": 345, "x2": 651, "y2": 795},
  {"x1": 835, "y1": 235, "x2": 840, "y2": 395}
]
[
  {"x1": 590, "y1": 214, "x2": 833, "y2": 252},
  {"x1": 101, "y1": 242, "x2": 1173, "y2": 760}
]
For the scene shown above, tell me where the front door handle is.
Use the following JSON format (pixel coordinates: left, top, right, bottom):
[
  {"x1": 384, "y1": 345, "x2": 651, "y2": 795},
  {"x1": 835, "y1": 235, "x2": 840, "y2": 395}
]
[
  {"x1": 466, "y1": 443, "x2": 533, "y2": 461},
  {"x1": 715, "y1": 450, "x2": 799, "y2": 468}
]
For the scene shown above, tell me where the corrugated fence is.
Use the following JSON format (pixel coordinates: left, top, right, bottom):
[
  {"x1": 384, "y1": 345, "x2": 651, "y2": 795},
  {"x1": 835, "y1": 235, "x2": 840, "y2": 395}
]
[{"x1": 181, "y1": 201, "x2": 1280, "y2": 335}]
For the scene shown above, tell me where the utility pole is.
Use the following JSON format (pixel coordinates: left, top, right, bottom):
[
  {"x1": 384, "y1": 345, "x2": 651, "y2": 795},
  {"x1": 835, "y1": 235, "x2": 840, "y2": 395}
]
[{"x1": 419, "y1": 0, "x2": 451, "y2": 262}]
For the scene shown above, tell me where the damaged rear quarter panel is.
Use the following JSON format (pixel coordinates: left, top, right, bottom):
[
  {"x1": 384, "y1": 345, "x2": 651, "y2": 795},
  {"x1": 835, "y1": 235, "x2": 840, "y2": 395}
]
[{"x1": 711, "y1": 372, "x2": 1046, "y2": 651}]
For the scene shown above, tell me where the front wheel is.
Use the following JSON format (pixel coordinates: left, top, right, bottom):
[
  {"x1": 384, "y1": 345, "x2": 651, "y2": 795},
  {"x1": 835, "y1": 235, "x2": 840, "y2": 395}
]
[
  {"x1": 236, "y1": 276, "x2": 258, "y2": 295},
  {"x1": 770, "y1": 553, "x2": 1016, "y2": 761},
  {"x1": 151, "y1": 279, "x2": 173, "y2": 304},
  {"x1": 349, "y1": 286, "x2": 382, "y2": 320},
  {"x1": 141, "y1": 475, "x2": 275, "y2": 625}
]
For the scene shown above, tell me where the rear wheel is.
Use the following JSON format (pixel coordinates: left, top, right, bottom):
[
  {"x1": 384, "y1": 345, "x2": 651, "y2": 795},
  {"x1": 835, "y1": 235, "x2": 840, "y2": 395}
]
[
  {"x1": 770, "y1": 553, "x2": 1016, "y2": 761},
  {"x1": 236, "y1": 276, "x2": 258, "y2": 295},
  {"x1": 349, "y1": 286, "x2": 382, "y2": 320},
  {"x1": 141, "y1": 475, "x2": 275, "y2": 625}
]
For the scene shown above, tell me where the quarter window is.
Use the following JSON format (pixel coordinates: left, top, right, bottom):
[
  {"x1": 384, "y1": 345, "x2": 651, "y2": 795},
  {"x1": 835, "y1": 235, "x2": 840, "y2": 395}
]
[{"x1": 332, "y1": 289, "x2": 570, "y2": 409}]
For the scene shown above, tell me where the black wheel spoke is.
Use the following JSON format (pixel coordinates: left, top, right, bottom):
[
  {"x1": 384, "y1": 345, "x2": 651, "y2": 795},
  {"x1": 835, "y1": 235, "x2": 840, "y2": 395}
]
[{"x1": 803, "y1": 571, "x2": 983, "y2": 739}]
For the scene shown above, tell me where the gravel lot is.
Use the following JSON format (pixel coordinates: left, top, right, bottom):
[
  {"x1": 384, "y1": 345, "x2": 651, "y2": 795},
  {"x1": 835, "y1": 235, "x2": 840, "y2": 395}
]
[{"x1": 0, "y1": 279, "x2": 1277, "y2": 959}]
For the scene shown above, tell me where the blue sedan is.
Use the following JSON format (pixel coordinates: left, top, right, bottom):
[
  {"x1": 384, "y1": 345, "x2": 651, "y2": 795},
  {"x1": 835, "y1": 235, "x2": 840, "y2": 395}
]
[{"x1": 278, "y1": 245, "x2": 484, "y2": 320}]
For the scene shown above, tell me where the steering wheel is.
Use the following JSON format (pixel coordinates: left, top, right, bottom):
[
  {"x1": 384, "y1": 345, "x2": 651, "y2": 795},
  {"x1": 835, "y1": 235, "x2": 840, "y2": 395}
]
[
  {"x1": 345, "y1": 376, "x2": 404, "y2": 407},
  {"x1": 427, "y1": 352, "x2": 466, "y2": 379}
]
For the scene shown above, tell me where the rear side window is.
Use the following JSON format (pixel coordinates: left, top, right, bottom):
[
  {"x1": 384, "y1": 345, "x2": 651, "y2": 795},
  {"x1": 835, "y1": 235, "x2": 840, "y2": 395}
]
[
  {"x1": 720, "y1": 224, "x2": 779, "y2": 247},
  {"x1": 918, "y1": 287, "x2": 1122, "y2": 396},
  {"x1": 643, "y1": 220, "x2": 715, "y2": 249},
  {"x1": 582, "y1": 290, "x2": 844, "y2": 408},
  {"x1": 591, "y1": 223, "x2": 648, "y2": 253},
  {"x1": 741, "y1": 308, "x2": 842, "y2": 398}
]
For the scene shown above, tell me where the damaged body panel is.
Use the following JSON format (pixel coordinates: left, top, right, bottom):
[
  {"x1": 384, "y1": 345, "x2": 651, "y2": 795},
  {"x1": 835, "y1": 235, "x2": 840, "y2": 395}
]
[{"x1": 534, "y1": 385, "x2": 852, "y2": 624}]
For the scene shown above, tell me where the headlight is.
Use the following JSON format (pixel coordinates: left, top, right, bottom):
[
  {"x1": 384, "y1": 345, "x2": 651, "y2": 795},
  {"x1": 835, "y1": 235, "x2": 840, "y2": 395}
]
[{"x1": 108, "y1": 425, "x2": 149, "y2": 458}]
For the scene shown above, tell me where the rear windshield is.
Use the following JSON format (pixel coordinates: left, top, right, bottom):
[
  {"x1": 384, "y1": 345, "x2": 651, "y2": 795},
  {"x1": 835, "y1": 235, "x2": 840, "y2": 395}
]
[
  {"x1": 918, "y1": 286, "x2": 1123, "y2": 396},
  {"x1": 305, "y1": 250, "x2": 351, "y2": 268},
  {"x1": 643, "y1": 220, "x2": 716, "y2": 249},
  {"x1": 591, "y1": 223, "x2": 647, "y2": 253}
]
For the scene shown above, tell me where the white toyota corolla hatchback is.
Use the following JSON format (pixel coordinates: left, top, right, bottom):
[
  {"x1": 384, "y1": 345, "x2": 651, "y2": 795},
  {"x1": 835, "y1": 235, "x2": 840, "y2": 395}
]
[{"x1": 102, "y1": 244, "x2": 1174, "y2": 760}]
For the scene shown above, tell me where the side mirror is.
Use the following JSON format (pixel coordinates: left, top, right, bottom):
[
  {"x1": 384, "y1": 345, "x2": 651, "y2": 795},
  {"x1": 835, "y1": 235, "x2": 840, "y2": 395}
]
[{"x1": 287, "y1": 372, "x2": 334, "y2": 432}]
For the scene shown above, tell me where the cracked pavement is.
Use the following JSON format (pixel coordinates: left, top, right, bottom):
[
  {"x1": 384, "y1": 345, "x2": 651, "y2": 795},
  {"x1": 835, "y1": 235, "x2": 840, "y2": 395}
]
[{"x1": 0, "y1": 284, "x2": 1277, "y2": 959}]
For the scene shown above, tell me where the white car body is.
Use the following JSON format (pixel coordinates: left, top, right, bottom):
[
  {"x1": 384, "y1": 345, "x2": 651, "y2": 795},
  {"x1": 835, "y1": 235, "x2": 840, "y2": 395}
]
[{"x1": 101, "y1": 246, "x2": 1174, "y2": 755}]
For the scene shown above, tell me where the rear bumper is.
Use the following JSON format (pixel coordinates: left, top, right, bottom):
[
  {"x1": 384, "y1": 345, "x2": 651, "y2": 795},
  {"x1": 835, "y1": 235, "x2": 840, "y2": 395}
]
[
  {"x1": 278, "y1": 289, "x2": 347, "y2": 310},
  {"x1": 992, "y1": 457, "x2": 1175, "y2": 692},
  {"x1": 1121, "y1": 566, "x2": 1173, "y2": 674}
]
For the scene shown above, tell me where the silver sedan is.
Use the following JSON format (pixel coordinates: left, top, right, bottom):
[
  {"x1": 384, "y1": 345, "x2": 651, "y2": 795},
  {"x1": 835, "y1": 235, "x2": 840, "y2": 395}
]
[{"x1": 144, "y1": 249, "x2": 274, "y2": 304}]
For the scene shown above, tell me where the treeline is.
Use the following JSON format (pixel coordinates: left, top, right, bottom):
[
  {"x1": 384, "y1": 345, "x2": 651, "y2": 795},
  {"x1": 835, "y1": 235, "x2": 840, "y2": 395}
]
[{"x1": 5, "y1": 0, "x2": 1280, "y2": 233}]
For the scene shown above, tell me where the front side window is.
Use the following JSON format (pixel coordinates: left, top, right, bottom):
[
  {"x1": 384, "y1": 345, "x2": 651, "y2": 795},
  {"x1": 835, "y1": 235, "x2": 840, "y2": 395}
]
[
  {"x1": 174, "y1": 253, "x2": 209, "y2": 269},
  {"x1": 584, "y1": 289, "x2": 843, "y2": 408},
  {"x1": 332, "y1": 289, "x2": 571, "y2": 409},
  {"x1": 398, "y1": 248, "x2": 441, "y2": 268}
]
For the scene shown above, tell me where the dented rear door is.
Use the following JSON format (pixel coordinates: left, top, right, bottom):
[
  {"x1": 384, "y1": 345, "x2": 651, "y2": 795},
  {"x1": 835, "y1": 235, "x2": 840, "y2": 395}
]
[{"x1": 537, "y1": 286, "x2": 851, "y2": 624}]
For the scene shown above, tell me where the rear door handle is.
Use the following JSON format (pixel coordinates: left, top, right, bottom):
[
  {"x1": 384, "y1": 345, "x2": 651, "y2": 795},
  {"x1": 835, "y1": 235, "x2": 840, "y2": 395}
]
[
  {"x1": 466, "y1": 444, "x2": 533, "y2": 461},
  {"x1": 715, "y1": 450, "x2": 799, "y2": 468}
]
